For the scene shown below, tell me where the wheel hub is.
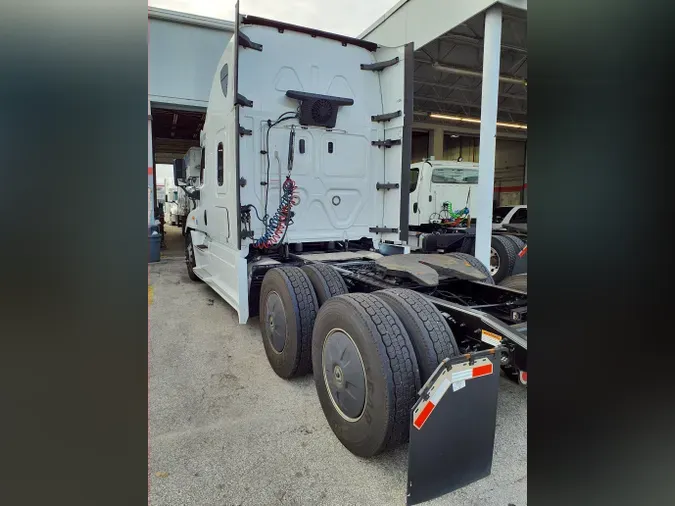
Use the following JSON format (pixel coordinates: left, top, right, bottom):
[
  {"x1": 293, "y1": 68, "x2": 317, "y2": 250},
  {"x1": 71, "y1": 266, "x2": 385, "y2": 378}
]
[
  {"x1": 322, "y1": 329, "x2": 366, "y2": 421},
  {"x1": 265, "y1": 291, "x2": 286, "y2": 353},
  {"x1": 489, "y1": 247, "x2": 500, "y2": 276},
  {"x1": 333, "y1": 365, "x2": 344, "y2": 384}
]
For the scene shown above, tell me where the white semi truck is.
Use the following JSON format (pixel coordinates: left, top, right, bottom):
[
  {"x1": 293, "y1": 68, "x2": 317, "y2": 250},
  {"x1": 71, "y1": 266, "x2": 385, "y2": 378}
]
[
  {"x1": 407, "y1": 159, "x2": 527, "y2": 283},
  {"x1": 172, "y1": 147, "x2": 203, "y2": 234},
  {"x1": 409, "y1": 159, "x2": 479, "y2": 227},
  {"x1": 177, "y1": 5, "x2": 527, "y2": 504}
]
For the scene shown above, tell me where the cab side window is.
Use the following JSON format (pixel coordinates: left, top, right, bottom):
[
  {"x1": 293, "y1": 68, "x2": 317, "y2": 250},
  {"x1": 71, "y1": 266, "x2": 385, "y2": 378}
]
[
  {"x1": 409, "y1": 168, "x2": 419, "y2": 193},
  {"x1": 511, "y1": 208, "x2": 527, "y2": 223}
]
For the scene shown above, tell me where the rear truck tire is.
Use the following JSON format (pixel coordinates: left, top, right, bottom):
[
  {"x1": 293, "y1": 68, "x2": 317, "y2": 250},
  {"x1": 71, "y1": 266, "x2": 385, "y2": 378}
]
[
  {"x1": 185, "y1": 230, "x2": 201, "y2": 282},
  {"x1": 301, "y1": 263, "x2": 348, "y2": 306},
  {"x1": 312, "y1": 293, "x2": 420, "y2": 457},
  {"x1": 445, "y1": 252, "x2": 496, "y2": 285},
  {"x1": 260, "y1": 267, "x2": 319, "y2": 379},
  {"x1": 373, "y1": 288, "x2": 458, "y2": 383},
  {"x1": 502, "y1": 234, "x2": 526, "y2": 253},
  {"x1": 499, "y1": 273, "x2": 527, "y2": 293},
  {"x1": 490, "y1": 235, "x2": 518, "y2": 283}
]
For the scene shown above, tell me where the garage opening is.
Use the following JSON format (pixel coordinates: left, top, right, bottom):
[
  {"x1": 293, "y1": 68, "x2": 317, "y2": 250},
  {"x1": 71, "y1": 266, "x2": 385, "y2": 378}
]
[{"x1": 151, "y1": 105, "x2": 205, "y2": 257}]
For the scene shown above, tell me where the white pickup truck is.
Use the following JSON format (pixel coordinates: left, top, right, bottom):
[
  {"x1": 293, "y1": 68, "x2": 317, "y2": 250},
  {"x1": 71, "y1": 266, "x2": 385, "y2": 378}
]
[{"x1": 492, "y1": 204, "x2": 527, "y2": 231}]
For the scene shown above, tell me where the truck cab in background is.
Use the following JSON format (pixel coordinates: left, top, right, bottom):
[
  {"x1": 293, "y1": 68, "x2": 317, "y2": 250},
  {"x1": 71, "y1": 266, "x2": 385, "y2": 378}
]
[
  {"x1": 172, "y1": 146, "x2": 204, "y2": 234},
  {"x1": 409, "y1": 159, "x2": 480, "y2": 229}
]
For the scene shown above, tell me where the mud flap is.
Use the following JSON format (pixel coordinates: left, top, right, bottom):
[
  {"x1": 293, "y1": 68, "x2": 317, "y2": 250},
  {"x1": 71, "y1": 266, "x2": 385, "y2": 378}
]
[
  {"x1": 406, "y1": 349, "x2": 502, "y2": 505},
  {"x1": 511, "y1": 244, "x2": 527, "y2": 275}
]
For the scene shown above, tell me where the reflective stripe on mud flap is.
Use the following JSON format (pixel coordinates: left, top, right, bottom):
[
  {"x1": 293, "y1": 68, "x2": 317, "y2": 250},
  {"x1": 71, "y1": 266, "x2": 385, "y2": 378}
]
[{"x1": 412, "y1": 357, "x2": 494, "y2": 430}]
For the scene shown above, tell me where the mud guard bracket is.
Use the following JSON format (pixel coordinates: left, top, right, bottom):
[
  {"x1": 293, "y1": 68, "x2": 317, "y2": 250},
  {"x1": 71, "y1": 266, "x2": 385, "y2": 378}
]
[
  {"x1": 512, "y1": 245, "x2": 527, "y2": 275},
  {"x1": 407, "y1": 349, "x2": 502, "y2": 505}
]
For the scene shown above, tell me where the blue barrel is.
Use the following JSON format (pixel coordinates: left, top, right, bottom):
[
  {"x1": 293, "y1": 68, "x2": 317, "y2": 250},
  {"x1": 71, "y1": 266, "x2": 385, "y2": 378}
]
[{"x1": 148, "y1": 233, "x2": 161, "y2": 263}]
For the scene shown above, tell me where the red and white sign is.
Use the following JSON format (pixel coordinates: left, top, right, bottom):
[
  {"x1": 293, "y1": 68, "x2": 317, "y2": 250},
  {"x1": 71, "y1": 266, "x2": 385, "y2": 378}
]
[{"x1": 413, "y1": 358, "x2": 494, "y2": 430}]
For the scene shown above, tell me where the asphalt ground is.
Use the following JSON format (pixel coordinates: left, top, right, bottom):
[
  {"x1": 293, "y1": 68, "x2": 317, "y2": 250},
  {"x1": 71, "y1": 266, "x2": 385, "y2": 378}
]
[{"x1": 149, "y1": 226, "x2": 527, "y2": 506}]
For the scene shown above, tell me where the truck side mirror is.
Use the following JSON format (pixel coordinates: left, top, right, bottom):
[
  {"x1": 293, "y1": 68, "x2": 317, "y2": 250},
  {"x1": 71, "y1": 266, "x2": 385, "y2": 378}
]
[{"x1": 173, "y1": 159, "x2": 186, "y2": 186}]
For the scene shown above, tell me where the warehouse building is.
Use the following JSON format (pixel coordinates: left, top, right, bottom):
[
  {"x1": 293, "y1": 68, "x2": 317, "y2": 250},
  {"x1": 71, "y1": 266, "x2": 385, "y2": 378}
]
[{"x1": 148, "y1": 1, "x2": 527, "y2": 254}]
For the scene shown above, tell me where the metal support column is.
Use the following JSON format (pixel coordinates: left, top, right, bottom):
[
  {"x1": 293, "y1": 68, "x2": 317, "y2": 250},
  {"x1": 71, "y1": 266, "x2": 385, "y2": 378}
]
[
  {"x1": 430, "y1": 127, "x2": 445, "y2": 160},
  {"x1": 148, "y1": 100, "x2": 155, "y2": 231},
  {"x1": 474, "y1": 5, "x2": 503, "y2": 268}
]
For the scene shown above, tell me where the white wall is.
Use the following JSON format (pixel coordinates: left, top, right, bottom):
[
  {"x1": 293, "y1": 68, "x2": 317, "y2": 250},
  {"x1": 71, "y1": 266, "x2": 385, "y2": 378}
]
[{"x1": 148, "y1": 17, "x2": 233, "y2": 108}]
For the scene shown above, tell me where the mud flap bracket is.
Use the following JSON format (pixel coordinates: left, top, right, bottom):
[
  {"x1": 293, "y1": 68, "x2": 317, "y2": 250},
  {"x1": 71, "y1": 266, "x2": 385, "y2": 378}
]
[{"x1": 406, "y1": 349, "x2": 502, "y2": 505}]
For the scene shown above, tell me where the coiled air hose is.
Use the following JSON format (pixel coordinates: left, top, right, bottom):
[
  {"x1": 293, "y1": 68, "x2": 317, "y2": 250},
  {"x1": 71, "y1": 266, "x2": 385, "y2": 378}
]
[{"x1": 251, "y1": 176, "x2": 298, "y2": 249}]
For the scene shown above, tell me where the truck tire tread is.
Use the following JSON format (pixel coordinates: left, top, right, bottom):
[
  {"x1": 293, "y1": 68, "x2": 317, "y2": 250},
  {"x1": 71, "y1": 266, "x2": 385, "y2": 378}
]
[
  {"x1": 260, "y1": 266, "x2": 318, "y2": 378},
  {"x1": 491, "y1": 235, "x2": 518, "y2": 282},
  {"x1": 301, "y1": 263, "x2": 348, "y2": 306},
  {"x1": 502, "y1": 234, "x2": 526, "y2": 253},
  {"x1": 312, "y1": 293, "x2": 420, "y2": 456},
  {"x1": 373, "y1": 288, "x2": 458, "y2": 382}
]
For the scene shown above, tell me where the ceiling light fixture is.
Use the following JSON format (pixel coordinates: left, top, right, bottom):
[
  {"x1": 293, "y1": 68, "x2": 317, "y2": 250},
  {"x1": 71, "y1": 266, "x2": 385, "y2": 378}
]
[
  {"x1": 431, "y1": 62, "x2": 527, "y2": 87},
  {"x1": 429, "y1": 113, "x2": 527, "y2": 130}
]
